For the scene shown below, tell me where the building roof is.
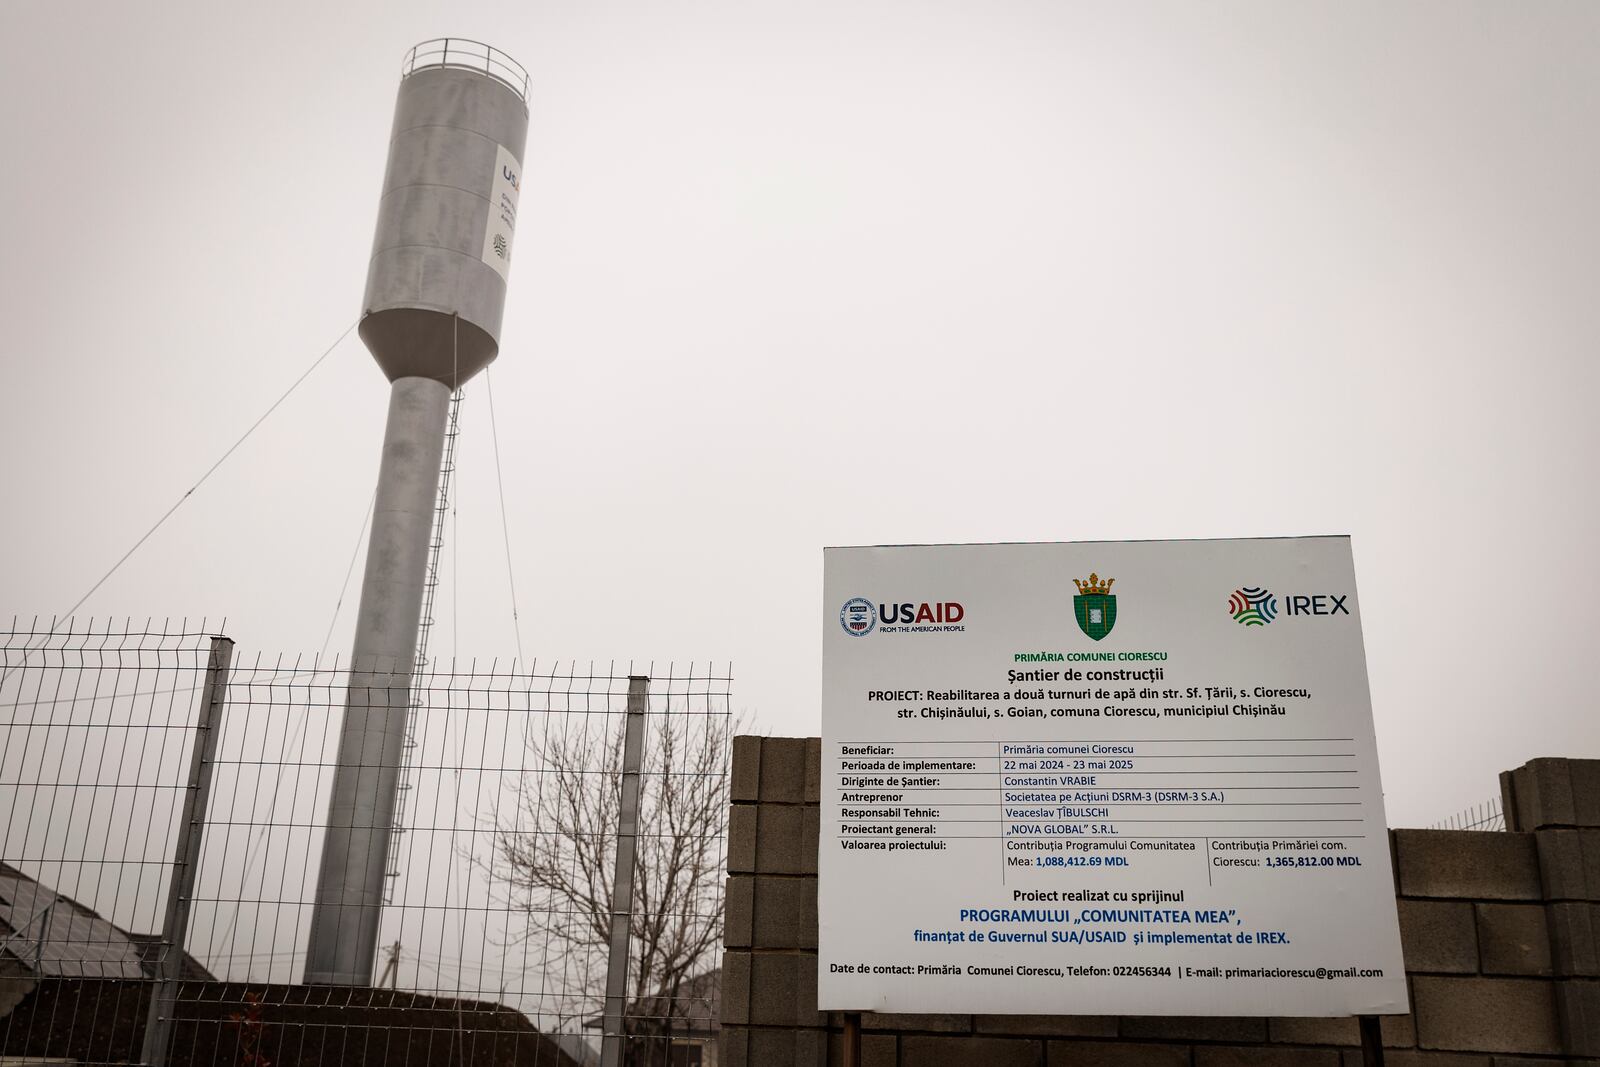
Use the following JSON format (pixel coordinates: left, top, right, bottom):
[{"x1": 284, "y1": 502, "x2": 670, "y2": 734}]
[
  {"x1": 0, "y1": 862, "x2": 213, "y2": 981},
  {"x1": 584, "y1": 967, "x2": 720, "y2": 1038}
]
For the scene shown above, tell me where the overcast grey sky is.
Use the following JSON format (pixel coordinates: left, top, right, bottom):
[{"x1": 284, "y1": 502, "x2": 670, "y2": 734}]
[{"x1": 1, "y1": 1, "x2": 1596, "y2": 828}]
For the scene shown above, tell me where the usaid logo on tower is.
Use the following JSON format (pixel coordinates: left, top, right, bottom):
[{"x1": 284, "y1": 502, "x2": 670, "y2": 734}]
[
  {"x1": 480, "y1": 143, "x2": 522, "y2": 281},
  {"x1": 838, "y1": 597, "x2": 966, "y2": 636}
]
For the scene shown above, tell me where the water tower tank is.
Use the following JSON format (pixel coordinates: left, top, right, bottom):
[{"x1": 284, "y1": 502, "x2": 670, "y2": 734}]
[
  {"x1": 361, "y1": 39, "x2": 529, "y2": 385},
  {"x1": 304, "y1": 39, "x2": 530, "y2": 987}
]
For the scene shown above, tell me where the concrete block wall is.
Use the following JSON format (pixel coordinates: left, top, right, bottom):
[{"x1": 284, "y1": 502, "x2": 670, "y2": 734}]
[{"x1": 722, "y1": 743, "x2": 1600, "y2": 1066}]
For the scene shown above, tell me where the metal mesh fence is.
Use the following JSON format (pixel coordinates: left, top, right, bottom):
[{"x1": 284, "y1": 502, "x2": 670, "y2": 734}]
[{"x1": 0, "y1": 623, "x2": 733, "y2": 1067}]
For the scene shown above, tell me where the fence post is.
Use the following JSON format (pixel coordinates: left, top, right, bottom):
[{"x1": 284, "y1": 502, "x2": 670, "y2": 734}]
[
  {"x1": 601, "y1": 675, "x2": 650, "y2": 1067},
  {"x1": 140, "y1": 636, "x2": 233, "y2": 1067},
  {"x1": 32, "y1": 900, "x2": 53, "y2": 973}
]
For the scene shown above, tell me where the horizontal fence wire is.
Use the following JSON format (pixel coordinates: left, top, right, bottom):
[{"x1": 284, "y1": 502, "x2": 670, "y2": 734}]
[
  {"x1": 1430, "y1": 796, "x2": 1505, "y2": 832},
  {"x1": 0, "y1": 624, "x2": 733, "y2": 1067}
]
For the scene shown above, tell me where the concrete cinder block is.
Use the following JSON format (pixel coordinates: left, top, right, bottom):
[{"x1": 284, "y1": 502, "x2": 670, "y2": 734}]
[
  {"x1": 752, "y1": 874, "x2": 818, "y2": 950},
  {"x1": 794, "y1": 1026, "x2": 825, "y2": 1066},
  {"x1": 721, "y1": 950, "x2": 751, "y2": 1026},
  {"x1": 802, "y1": 803, "x2": 820, "y2": 874},
  {"x1": 748, "y1": 951, "x2": 822, "y2": 1027},
  {"x1": 1197, "y1": 1046, "x2": 1340, "y2": 1067},
  {"x1": 760, "y1": 737, "x2": 810, "y2": 804},
  {"x1": 1270, "y1": 1013, "x2": 1415, "y2": 1048},
  {"x1": 1374, "y1": 1053, "x2": 1491, "y2": 1067},
  {"x1": 725, "y1": 874, "x2": 754, "y2": 949},
  {"x1": 729, "y1": 803, "x2": 757, "y2": 874},
  {"x1": 975, "y1": 1015, "x2": 1118, "y2": 1037},
  {"x1": 754, "y1": 804, "x2": 808, "y2": 875},
  {"x1": 1384, "y1": 1011, "x2": 1421, "y2": 1048},
  {"x1": 1535, "y1": 830, "x2": 1600, "y2": 903},
  {"x1": 720, "y1": 1025, "x2": 749, "y2": 1067},
  {"x1": 1399, "y1": 899, "x2": 1480, "y2": 973},
  {"x1": 734, "y1": 1027, "x2": 775, "y2": 1067},
  {"x1": 1556, "y1": 979, "x2": 1600, "y2": 1057},
  {"x1": 1413, "y1": 976, "x2": 1561, "y2": 1054},
  {"x1": 1120, "y1": 1016, "x2": 1266, "y2": 1041},
  {"x1": 747, "y1": 1026, "x2": 826, "y2": 1067},
  {"x1": 1548, "y1": 902, "x2": 1600, "y2": 977},
  {"x1": 804, "y1": 737, "x2": 822, "y2": 803},
  {"x1": 1475, "y1": 903, "x2": 1552, "y2": 976},
  {"x1": 902, "y1": 1034, "x2": 1043, "y2": 1067},
  {"x1": 828, "y1": 1031, "x2": 897, "y2": 1067},
  {"x1": 731, "y1": 735, "x2": 762, "y2": 803},
  {"x1": 1576, "y1": 759, "x2": 1600, "y2": 829},
  {"x1": 1046, "y1": 1040, "x2": 1189, "y2": 1067},
  {"x1": 1395, "y1": 829, "x2": 1542, "y2": 901},
  {"x1": 1268, "y1": 1015, "x2": 1358, "y2": 1045},
  {"x1": 1504, "y1": 758, "x2": 1600, "y2": 832},
  {"x1": 862, "y1": 1011, "x2": 971, "y2": 1033}
]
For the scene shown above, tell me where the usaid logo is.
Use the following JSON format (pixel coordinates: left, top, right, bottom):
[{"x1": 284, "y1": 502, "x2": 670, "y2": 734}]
[
  {"x1": 838, "y1": 598, "x2": 966, "y2": 636},
  {"x1": 839, "y1": 597, "x2": 876, "y2": 637}
]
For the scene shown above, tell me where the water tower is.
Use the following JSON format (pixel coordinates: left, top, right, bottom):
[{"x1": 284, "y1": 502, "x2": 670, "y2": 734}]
[{"x1": 304, "y1": 39, "x2": 529, "y2": 986}]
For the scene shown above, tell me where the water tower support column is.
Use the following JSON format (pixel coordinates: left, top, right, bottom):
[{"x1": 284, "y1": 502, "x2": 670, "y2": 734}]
[{"x1": 305, "y1": 376, "x2": 449, "y2": 985}]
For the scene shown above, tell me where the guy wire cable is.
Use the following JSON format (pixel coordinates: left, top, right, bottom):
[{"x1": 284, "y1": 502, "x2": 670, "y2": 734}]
[
  {"x1": 2, "y1": 319, "x2": 359, "y2": 686},
  {"x1": 485, "y1": 367, "x2": 526, "y2": 666}
]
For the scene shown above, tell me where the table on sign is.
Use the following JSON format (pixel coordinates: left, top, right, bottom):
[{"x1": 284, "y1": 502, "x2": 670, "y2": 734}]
[{"x1": 834, "y1": 738, "x2": 1369, "y2": 882}]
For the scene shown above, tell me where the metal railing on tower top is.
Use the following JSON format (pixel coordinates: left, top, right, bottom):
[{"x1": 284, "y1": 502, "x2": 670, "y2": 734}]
[{"x1": 401, "y1": 38, "x2": 530, "y2": 101}]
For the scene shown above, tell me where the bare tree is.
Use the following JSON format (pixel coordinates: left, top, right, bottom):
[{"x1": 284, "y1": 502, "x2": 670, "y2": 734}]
[{"x1": 492, "y1": 705, "x2": 732, "y2": 1064}]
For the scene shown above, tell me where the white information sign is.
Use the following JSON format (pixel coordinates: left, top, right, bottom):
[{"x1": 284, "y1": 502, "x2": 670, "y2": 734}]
[
  {"x1": 819, "y1": 538, "x2": 1408, "y2": 1017},
  {"x1": 481, "y1": 143, "x2": 521, "y2": 281}
]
